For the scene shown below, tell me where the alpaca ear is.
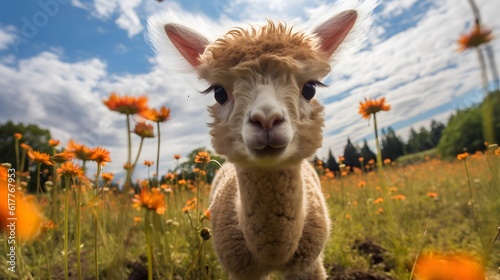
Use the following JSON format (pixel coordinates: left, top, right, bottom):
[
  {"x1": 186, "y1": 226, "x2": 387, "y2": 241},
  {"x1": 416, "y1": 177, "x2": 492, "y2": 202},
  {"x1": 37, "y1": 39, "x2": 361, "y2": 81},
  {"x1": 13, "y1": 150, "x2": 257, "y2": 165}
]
[
  {"x1": 313, "y1": 10, "x2": 358, "y2": 58},
  {"x1": 164, "y1": 23, "x2": 210, "y2": 67}
]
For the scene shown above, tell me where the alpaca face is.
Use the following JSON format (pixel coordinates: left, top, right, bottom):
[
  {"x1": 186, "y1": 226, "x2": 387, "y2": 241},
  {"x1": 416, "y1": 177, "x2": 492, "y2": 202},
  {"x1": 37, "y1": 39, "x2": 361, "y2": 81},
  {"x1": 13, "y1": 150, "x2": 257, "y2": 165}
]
[
  {"x1": 200, "y1": 56, "x2": 328, "y2": 167},
  {"x1": 159, "y1": 10, "x2": 359, "y2": 166}
]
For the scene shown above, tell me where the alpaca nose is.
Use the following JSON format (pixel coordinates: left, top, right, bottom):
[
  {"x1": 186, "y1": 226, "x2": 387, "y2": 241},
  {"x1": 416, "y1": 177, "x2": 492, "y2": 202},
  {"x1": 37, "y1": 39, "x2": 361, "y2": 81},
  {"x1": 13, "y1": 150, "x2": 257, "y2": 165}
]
[{"x1": 249, "y1": 108, "x2": 284, "y2": 130}]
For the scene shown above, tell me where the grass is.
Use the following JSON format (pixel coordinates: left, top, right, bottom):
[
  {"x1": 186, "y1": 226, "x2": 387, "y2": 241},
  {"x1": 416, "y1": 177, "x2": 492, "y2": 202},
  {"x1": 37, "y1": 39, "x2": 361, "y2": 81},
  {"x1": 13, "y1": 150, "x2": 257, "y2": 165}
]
[
  {"x1": 2, "y1": 127, "x2": 500, "y2": 280},
  {"x1": 1, "y1": 147, "x2": 499, "y2": 279}
]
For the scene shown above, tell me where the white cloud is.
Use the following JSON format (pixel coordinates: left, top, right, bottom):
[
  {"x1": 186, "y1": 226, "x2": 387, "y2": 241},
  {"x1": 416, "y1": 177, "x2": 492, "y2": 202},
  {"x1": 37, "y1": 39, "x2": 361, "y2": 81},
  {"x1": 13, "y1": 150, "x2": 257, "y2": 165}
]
[
  {"x1": 0, "y1": 25, "x2": 16, "y2": 51},
  {"x1": 114, "y1": 43, "x2": 128, "y2": 54},
  {"x1": 316, "y1": 0, "x2": 500, "y2": 157},
  {"x1": 2, "y1": 0, "x2": 500, "y2": 179},
  {"x1": 0, "y1": 50, "x2": 213, "y2": 178},
  {"x1": 72, "y1": 0, "x2": 143, "y2": 37}
]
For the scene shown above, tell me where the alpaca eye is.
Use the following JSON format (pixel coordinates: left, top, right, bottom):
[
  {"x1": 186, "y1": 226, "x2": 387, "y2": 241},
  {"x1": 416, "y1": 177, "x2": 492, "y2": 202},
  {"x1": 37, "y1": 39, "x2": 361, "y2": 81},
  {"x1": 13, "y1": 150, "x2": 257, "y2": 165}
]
[
  {"x1": 214, "y1": 86, "x2": 228, "y2": 105},
  {"x1": 301, "y1": 81, "x2": 326, "y2": 101},
  {"x1": 202, "y1": 84, "x2": 228, "y2": 105}
]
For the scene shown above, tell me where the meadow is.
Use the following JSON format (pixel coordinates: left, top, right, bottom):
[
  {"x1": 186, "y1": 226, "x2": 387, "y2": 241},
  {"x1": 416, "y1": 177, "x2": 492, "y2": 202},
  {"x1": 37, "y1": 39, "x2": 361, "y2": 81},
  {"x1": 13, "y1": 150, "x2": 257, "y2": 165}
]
[
  {"x1": 1, "y1": 93, "x2": 500, "y2": 280},
  {"x1": 1, "y1": 138, "x2": 499, "y2": 279}
]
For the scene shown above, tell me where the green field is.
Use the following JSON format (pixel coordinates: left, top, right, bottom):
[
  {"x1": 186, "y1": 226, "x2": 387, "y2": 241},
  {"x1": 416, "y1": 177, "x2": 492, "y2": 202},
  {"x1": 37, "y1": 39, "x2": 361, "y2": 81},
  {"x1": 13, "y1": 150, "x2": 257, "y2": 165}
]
[{"x1": 1, "y1": 146, "x2": 499, "y2": 279}]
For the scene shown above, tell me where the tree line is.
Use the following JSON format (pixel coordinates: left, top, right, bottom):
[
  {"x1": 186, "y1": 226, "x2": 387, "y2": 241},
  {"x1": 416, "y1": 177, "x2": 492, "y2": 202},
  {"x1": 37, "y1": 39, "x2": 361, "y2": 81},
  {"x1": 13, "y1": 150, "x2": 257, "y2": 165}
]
[{"x1": 320, "y1": 91, "x2": 500, "y2": 173}]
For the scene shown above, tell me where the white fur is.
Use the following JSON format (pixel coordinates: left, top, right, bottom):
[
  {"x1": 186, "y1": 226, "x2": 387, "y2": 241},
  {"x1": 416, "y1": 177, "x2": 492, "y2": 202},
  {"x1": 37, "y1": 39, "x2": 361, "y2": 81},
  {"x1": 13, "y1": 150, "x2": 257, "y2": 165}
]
[{"x1": 146, "y1": 9, "x2": 221, "y2": 72}]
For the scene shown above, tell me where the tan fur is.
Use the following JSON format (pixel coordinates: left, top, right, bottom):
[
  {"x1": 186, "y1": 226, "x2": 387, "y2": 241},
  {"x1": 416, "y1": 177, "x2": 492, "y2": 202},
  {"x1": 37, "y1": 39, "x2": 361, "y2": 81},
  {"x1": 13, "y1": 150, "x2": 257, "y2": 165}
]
[
  {"x1": 201, "y1": 22, "x2": 329, "y2": 72},
  {"x1": 150, "y1": 4, "x2": 371, "y2": 278},
  {"x1": 203, "y1": 23, "x2": 331, "y2": 279}
]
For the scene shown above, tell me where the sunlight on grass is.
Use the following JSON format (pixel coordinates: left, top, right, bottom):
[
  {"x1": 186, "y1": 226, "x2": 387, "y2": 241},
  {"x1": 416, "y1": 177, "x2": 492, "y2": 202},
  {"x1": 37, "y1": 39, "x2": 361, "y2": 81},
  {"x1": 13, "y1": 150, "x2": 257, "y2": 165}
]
[{"x1": 1, "y1": 93, "x2": 499, "y2": 279}]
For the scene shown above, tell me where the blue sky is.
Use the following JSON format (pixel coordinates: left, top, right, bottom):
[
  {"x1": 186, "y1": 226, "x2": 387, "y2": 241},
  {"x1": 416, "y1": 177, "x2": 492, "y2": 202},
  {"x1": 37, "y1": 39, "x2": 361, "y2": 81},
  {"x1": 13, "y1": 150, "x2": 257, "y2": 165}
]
[{"x1": 0, "y1": 0, "x2": 499, "y2": 181}]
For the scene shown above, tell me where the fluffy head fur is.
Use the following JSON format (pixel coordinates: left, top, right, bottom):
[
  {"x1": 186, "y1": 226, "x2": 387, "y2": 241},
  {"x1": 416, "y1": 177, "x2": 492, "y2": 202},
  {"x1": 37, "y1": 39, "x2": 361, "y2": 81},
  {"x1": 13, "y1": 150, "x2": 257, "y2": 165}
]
[{"x1": 203, "y1": 21, "x2": 326, "y2": 70}]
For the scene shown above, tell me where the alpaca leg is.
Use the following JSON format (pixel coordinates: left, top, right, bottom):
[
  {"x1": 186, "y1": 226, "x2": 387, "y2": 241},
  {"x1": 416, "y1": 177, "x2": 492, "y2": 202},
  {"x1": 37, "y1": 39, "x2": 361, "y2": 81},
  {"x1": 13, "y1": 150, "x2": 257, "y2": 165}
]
[{"x1": 283, "y1": 256, "x2": 327, "y2": 280}]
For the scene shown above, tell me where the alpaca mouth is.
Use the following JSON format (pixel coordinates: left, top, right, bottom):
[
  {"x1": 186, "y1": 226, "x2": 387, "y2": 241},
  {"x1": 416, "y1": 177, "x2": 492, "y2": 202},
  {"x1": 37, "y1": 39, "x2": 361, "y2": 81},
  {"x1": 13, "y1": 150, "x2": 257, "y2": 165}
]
[{"x1": 251, "y1": 146, "x2": 286, "y2": 157}]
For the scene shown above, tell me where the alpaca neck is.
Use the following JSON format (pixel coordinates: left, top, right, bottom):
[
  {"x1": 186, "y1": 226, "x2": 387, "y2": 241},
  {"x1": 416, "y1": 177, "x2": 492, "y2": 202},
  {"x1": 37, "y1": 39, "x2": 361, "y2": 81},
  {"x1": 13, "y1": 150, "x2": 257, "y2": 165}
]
[{"x1": 234, "y1": 163, "x2": 306, "y2": 265}]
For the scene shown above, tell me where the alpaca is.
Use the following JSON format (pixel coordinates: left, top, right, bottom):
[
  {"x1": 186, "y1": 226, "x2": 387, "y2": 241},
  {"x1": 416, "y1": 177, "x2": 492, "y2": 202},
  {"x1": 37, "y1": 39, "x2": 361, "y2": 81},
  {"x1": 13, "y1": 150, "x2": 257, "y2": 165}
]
[{"x1": 148, "y1": 2, "x2": 374, "y2": 279}]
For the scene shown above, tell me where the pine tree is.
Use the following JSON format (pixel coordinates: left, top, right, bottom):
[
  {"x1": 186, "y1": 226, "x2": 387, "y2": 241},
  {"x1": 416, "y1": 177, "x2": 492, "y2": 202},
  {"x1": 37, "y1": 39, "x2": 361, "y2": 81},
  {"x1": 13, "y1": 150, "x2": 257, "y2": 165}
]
[
  {"x1": 325, "y1": 148, "x2": 339, "y2": 172},
  {"x1": 343, "y1": 138, "x2": 361, "y2": 169},
  {"x1": 430, "y1": 120, "x2": 446, "y2": 146},
  {"x1": 381, "y1": 127, "x2": 405, "y2": 160},
  {"x1": 360, "y1": 139, "x2": 376, "y2": 163}
]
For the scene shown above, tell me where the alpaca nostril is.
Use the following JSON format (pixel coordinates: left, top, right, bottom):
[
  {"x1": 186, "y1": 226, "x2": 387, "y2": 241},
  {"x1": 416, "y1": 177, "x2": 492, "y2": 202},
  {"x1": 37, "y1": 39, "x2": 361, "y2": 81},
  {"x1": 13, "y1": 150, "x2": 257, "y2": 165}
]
[{"x1": 249, "y1": 112, "x2": 284, "y2": 130}]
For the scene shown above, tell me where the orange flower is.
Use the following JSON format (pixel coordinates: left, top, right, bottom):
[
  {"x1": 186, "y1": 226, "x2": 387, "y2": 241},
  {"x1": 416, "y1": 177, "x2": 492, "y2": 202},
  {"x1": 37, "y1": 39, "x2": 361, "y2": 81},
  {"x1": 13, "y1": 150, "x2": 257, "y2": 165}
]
[
  {"x1": 14, "y1": 133, "x2": 22, "y2": 140},
  {"x1": 101, "y1": 173, "x2": 114, "y2": 182},
  {"x1": 178, "y1": 179, "x2": 187, "y2": 185},
  {"x1": 388, "y1": 187, "x2": 398, "y2": 193},
  {"x1": 376, "y1": 207, "x2": 384, "y2": 214},
  {"x1": 48, "y1": 139, "x2": 60, "y2": 147},
  {"x1": 58, "y1": 161, "x2": 83, "y2": 177},
  {"x1": 203, "y1": 209, "x2": 211, "y2": 220},
  {"x1": 133, "y1": 216, "x2": 142, "y2": 222},
  {"x1": 391, "y1": 194, "x2": 406, "y2": 200},
  {"x1": 325, "y1": 171, "x2": 334, "y2": 179},
  {"x1": 134, "y1": 122, "x2": 155, "y2": 138},
  {"x1": 457, "y1": 152, "x2": 469, "y2": 161},
  {"x1": 165, "y1": 173, "x2": 175, "y2": 181},
  {"x1": 140, "y1": 106, "x2": 171, "y2": 123},
  {"x1": 123, "y1": 162, "x2": 133, "y2": 170},
  {"x1": 338, "y1": 156, "x2": 345, "y2": 162},
  {"x1": 173, "y1": 154, "x2": 181, "y2": 160},
  {"x1": 374, "y1": 197, "x2": 384, "y2": 204},
  {"x1": 0, "y1": 166, "x2": 7, "y2": 181},
  {"x1": 28, "y1": 150, "x2": 53, "y2": 166},
  {"x1": 458, "y1": 24, "x2": 493, "y2": 52},
  {"x1": 358, "y1": 157, "x2": 364, "y2": 162},
  {"x1": 194, "y1": 151, "x2": 211, "y2": 164},
  {"x1": 51, "y1": 152, "x2": 75, "y2": 163},
  {"x1": 358, "y1": 97, "x2": 391, "y2": 119},
  {"x1": 132, "y1": 187, "x2": 166, "y2": 214},
  {"x1": 383, "y1": 158, "x2": 392, "y2": 165},
  {"x1": 90, "y1": 147, "x2": 111, "y2": 165},
  {"x1": 20, "y1": 143, "x2": 33, "y2": 151},
  {"x1": 66, "y1": 139, "x2": 94, "y2": 161},
  {"x1": 0, "y1": 167, "x2": 44, "y2": 241},
  {"x1": 143, "y1": 160, "x2": 154, "y2": 167},
  {"x1": 103, "y1": 92, "x2": 149, "y2": 115},
  {"x1": 42, "y1": 220, "x2": 57, "y2": 231},
  {"x1": 182, "y1": 197, "x2": 197, "y2": 213},
  {"x1": 414, "y1": 252, "x2": 485, "y2": 280},
  {"x1": 427, "y1": 192, "x2": 438, "y2": 198},
  {"x1": 358, "y1": 181, "x2": 366, "y2": 188}
]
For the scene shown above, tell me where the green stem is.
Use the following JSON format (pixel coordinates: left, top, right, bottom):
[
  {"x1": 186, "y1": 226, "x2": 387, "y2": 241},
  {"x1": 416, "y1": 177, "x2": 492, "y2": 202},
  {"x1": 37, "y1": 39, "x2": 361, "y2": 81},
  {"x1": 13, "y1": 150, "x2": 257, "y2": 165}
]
[
  {"x1": 131, "y1": 138, "x2": 145, "y2": 182},
  {"x1": 156, "y1": 122, "x2": 161, "y2": 188},
  {"x1": 125, "y1": 114, "x2": 132, "y2": 192},
  {"x1": 94, "y1": 163, "x2": 102, "y2": 280},
  {"x1": 76, "y1": 183, "x2": 82, "y2": 280},
  {"x1": 52, "y1": 147, "x2": 59, "y2": 223},
  {"x1": 36, "y1": 163, "x2": 41, "y2": 196},
  {"x1": 64, "y1": 176, "x2": 70, "y2": 280},
  {"x1": 184, "y1": 240, "x2": 206, "y2": 279},
  {"x1": 373, "y1": 113, "x2": 383, "y2": 172},
  {"x1": 14, "y1": 139, "x2": 20, "y2": 171},
  {"x1": 463, "y1": 159, "x2": 485, "y2": 251},
  {"x1": 476, "y1": 47, "x2": 489, "y2": 94},
  {"x1": 145, "y1": 211, "x2": 154, "y2": 280}
]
